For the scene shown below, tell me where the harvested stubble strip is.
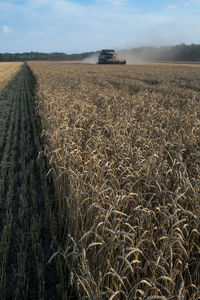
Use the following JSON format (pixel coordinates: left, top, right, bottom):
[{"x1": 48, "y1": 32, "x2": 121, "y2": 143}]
[
  {"x1": 29, "y1": 61, "x2": 200, "y2": 299},
  {"x1": 0, "y1": 63, "x2": 78, "y2": 299}
]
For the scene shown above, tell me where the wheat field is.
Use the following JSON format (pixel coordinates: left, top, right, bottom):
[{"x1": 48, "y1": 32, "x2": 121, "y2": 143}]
[
  {"x1": 27, "y1": 61, "x2": 200, "y2": 299},
  {"x1": 0, "y1": 61, "x2": 199, "y2": 299}
]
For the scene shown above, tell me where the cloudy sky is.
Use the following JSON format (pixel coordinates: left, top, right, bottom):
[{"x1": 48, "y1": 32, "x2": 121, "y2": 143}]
[{"x1": 0, "y1": 0, "x2": 200, "y2": 53}]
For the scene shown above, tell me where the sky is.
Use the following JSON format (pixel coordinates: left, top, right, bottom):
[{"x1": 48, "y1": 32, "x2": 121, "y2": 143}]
[{"x1": 0, "y1": 0, "x2": 200, "y2": 53}]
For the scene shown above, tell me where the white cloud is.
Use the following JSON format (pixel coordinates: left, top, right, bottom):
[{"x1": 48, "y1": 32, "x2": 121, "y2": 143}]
[
  {"x1": 176, "y1": 0, "x2": 200, "y2": 5},
  {"x1": 2, "y1": 25, "x2": 11, "y2": 34},
  {"x1": 165, "y1": 0, "x2": 200, "y2": 8},
  {"x1": 106, "y1": 0, "x2": 126, "y2": 6},
  {"x1": 190, "y1": 0, "x2": 200, "y2": 4},
  {"x1": 165, "y1": 4, "x2": 177, "y2": 9}
]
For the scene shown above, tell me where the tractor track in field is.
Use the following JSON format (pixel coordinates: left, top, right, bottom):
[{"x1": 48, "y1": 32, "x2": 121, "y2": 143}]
[{"x1": 0, "y1": 64, "x2": 76, "y2": 299}]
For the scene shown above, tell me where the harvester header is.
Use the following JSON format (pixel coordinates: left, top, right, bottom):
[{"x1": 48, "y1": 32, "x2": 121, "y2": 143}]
[{"x1": 97, "y1": 49, "x2": 126, "y2": 64}]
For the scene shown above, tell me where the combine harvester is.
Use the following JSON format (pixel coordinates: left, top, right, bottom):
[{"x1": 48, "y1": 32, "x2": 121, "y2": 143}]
[{"x1": 97, "y1": 50, "x2": 126, "y2": 64}]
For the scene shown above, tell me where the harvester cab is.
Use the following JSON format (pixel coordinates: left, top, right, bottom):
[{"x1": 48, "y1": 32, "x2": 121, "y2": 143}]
[{"x1": 97, "y1": 50, "x2": 126, "y2": 64}]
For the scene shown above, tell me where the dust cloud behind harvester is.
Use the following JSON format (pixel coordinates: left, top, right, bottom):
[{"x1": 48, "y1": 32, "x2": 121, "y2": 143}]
[{"x1": 81, "y1": 44, "x2": 200, "y2": 64}]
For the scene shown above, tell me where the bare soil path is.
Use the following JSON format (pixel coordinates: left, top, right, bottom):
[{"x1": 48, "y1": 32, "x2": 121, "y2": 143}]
[{"x1": 0, "y1": 64, "x2": 76, "y2": 299}]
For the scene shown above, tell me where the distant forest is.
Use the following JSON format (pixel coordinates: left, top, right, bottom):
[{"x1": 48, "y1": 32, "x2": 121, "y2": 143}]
[
  {"x1": 0, "y1": 51, "x2": 94, "y2": 62},
  {"x1": 0, "y1": 44, "x2": 200, "y2": 62}
]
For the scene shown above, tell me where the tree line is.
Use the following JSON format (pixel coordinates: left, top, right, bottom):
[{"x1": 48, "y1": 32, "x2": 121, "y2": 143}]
[
  {"x1": 0, "y1": 51, "x2": 95, "y2": 62},
  {"x1": 0, "y1": 44, "x2": 200, "y2": 62}
]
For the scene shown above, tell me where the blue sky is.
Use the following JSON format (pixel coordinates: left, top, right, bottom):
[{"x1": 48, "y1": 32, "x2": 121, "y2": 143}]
[{"x1": 0, "y1": 0, "x2": 200, "y2": 53}]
